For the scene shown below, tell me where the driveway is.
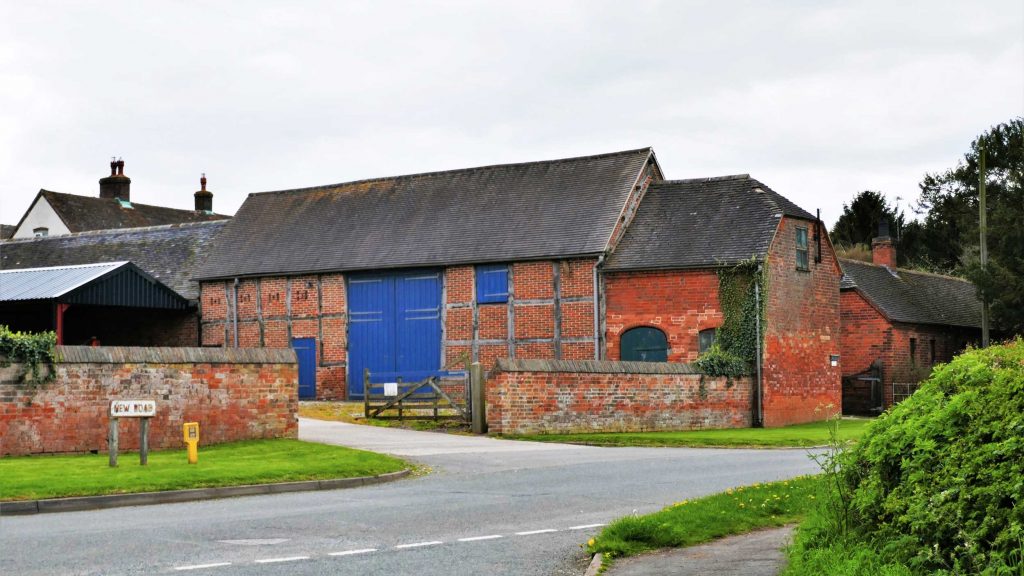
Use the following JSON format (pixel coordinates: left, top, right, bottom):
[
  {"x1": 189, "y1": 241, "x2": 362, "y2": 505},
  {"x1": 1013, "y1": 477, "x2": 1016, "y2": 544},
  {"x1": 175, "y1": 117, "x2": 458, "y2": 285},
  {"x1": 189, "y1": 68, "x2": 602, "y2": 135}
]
[{"x1": 1, "y1": 420, "x2": 820, "y2": 576}]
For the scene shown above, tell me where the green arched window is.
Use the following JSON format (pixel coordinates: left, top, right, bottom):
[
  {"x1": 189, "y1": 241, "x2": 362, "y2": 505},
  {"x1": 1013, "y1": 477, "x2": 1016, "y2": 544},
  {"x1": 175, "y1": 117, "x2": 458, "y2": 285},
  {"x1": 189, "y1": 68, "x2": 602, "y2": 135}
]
[{"x1": 620, "y1": 327, "x2": 668, "y2": 362}]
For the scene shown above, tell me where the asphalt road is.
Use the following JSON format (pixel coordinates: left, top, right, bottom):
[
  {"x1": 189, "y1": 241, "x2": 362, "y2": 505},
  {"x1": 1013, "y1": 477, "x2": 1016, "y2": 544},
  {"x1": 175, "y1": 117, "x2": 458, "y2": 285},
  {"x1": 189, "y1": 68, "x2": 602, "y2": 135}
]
[{"x1": 0, "y1": 419, "x2": 821, "y2": 575}]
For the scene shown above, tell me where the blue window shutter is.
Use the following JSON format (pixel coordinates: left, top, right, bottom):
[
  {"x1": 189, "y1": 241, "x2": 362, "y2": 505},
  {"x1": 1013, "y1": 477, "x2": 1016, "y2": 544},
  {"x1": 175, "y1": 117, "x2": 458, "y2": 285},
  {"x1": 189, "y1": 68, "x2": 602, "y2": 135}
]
[{"x1": 476, "y1": 264, "x2": 509, "y2": 304}]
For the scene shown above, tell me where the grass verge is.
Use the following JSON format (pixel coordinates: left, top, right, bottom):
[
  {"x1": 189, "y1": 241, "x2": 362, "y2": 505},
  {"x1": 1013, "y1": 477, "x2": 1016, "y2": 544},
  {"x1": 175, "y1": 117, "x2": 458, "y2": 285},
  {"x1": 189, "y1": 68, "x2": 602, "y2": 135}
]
[
  {"x1": 505, "y1": 418, "x2": 871, "y2": 448},
  {"x1": 588, "y1": 475, "x2": 819, "y2": 562},
  {"x1": 0, "y1": 438, "x2": 409, "y2": 501}
]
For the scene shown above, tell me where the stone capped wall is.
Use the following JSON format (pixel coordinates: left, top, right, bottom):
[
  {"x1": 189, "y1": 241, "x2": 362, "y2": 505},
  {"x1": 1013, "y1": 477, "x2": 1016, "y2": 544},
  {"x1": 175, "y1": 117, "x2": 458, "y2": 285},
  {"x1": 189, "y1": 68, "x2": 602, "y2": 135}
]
[
  {"x1": 1, "y1": 346, "x2": 297, "y2": 457},
  {"x1": 486, "y1": 359, "x2": 751, "y2": 435}
]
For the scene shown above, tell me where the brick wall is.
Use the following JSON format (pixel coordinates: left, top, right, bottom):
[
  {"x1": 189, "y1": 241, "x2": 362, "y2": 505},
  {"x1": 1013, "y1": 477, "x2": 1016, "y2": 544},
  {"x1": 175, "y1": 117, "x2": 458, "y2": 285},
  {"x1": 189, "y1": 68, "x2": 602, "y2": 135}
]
[
  {"x1": 604, "y1": 270, "x2": 723, "y2": 362},
  {"x1": 0, "y1": 346, "x2": 297, "y2": 457},
  {"x1": 486, "y1": 359, "x2": 751, "y2": 435},
  {"x1": 762, "y1": 216, "x2": 842, "y2": 426}
]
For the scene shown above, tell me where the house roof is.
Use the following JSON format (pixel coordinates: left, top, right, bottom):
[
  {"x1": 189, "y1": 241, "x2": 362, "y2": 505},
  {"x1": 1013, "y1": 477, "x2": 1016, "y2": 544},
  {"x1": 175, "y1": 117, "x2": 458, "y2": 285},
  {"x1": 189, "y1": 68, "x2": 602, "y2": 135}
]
[
  {"x1": 839, "y1": 259, "x2": 982, "y2": 329},
  {"x1": 17, "y1": 190, "x2": 228, "y2": 234},
  {"x1": 0, "y1": 261, "x2": 188, "y2": 309},
  {"x1": 195, "y1": 148, "x2": 654, "y2": 280},
  {"x1": 0, "y1": 225, "x2": 14, "y2": 239},
  {"x1": 0, "y1": 220, "x2": 227, "y2": 301},
  {"x1": 605, "y1": 175, "x2": 815, "y2": 271}
]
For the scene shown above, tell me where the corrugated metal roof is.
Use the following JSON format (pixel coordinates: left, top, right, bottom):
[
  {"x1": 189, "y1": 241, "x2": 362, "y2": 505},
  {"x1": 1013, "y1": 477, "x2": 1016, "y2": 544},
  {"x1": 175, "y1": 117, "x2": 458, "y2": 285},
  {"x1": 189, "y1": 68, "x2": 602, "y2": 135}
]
[{"x1": 0, "y1": 262, "x2": 129, "y2": 301}]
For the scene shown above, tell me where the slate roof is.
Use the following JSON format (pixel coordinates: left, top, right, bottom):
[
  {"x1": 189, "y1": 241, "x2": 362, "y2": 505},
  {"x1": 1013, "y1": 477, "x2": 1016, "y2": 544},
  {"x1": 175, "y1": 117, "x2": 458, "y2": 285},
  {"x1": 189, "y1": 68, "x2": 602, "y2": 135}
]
[
  {"x1": 195, "y1": 148, "x2": 654, "y2": 280},
  {"x1": 0, "y1": 220, "x2": 227, "y2": 301},
  {"x1": 16, "y1": 190, "x2": 229, "y2": 234},
  {"x1": 839, "y1": 259, "x2": 982, "y2": 328},
  {"x1": 605, "y1": 175, "x2": 815, "y2": 271},
  {"x1": 0, "y1": 225, "x2": 14, "y2": 239}
]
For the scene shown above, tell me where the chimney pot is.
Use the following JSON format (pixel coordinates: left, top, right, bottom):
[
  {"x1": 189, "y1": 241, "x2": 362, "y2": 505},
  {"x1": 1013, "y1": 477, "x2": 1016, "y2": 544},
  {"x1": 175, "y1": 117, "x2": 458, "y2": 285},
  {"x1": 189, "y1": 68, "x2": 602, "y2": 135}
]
[
  {"x1": 99, "y1": 157, "x2": 131, "y2": 201},
  {"x1": 194, "y1": 173, "x2": 213, "y2": 212},
  {"x1": 871, "y1": 219, "x2": 896, "y2": 268}
]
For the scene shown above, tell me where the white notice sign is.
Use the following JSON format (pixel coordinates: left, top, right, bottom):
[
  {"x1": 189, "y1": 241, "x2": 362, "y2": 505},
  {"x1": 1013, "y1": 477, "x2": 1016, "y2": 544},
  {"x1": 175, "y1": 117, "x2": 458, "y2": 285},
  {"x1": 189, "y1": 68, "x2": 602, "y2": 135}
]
[
  {"x1": 383, "y1": 383, "x2": 399, "y2": 397},
  {"x1": 110, "y1": 400, "x2": 156, "y2": 417}
]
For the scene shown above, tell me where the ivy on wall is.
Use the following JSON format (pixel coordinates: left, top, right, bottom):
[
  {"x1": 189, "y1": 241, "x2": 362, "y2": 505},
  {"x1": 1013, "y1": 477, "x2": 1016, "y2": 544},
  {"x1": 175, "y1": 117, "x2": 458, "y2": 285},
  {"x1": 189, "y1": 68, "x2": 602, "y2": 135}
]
[
  {"x1": 0, "y1": 326, "x2": 57, "y2": 384},
  {"x1": 694, "y1": 259, "x2": 765, "y2": 377}
]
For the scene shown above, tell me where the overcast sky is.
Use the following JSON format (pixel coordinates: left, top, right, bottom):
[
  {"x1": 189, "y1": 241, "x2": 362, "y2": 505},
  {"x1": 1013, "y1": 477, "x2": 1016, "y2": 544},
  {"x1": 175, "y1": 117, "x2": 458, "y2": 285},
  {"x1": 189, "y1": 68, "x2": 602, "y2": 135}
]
[{"x1": 1, "y1": 1, "x2": 1021, "y2": 228}]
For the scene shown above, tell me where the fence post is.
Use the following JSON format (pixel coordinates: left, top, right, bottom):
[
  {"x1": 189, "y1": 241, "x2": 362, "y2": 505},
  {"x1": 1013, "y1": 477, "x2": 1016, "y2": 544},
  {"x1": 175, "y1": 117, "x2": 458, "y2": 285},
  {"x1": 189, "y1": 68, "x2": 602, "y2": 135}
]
[
  {"x1": 108, "y1": 416, "x2": 119, "y2": 468},
  {"x1": 470, "y1": 362, "x2": 487, "y2": 434},
  {"x1": 363, "y1": 368, "x2": 370, "y2": 418}
]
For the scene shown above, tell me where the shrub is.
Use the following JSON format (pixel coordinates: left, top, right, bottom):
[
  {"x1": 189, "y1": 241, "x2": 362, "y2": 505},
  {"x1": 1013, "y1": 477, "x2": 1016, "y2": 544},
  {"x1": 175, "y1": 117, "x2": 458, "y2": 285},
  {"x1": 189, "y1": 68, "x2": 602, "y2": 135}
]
[
  {"x1": 694, "y1": 343, "x2": 749, "y2": 377},
  {"x1": 0, "y1": 326, "x2": 57, "y2": 384},
  {"x1": 790, "y1": 339, "x2": 1024, "y2": 575}
]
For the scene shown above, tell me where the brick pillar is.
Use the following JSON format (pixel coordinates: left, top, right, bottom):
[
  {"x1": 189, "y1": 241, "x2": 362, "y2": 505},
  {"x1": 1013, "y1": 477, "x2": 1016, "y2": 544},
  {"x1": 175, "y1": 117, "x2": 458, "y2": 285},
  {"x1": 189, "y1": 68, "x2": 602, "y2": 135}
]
[{"x1": 871, "y1": 236, "x2": 896, "y2": 268}]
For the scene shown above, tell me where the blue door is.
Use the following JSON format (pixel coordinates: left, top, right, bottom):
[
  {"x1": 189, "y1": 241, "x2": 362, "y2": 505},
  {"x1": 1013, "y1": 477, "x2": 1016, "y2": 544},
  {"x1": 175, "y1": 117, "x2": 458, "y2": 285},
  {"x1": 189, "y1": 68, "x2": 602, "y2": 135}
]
[
  {"x1": 292, "y1": 337, "x2": 317, "y2": 399},
  {"x1": 347, "y1": 270, "x2": 441, "y2": 399}
]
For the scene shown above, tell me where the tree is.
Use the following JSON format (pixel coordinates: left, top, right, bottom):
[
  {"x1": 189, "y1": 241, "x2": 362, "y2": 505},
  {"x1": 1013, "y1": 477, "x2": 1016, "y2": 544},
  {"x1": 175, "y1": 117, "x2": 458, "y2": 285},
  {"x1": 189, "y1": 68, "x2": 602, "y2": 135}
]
[
  {"x1": 916, "y1": 118, "x2": 1024, "y2": 334},
  {"x1": 830, "y1": 190, "x2": 914, "y2": 265}
]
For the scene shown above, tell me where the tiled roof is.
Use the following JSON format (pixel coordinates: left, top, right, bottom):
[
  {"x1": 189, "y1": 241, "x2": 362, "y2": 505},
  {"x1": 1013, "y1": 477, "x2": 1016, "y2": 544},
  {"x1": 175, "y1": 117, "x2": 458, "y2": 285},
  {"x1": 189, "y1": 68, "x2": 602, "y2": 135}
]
[
  {"x1": 839, "y1": 259, "x2": 982, "y2": 328},
  {"x1": 196, "y1": 148, "x2": 654, "y2": 280},
  {"x1": 34, "y1": 190, "x2": 229, "y2": 233},
  {"x1": 0, "y1": 221, "x2": 227, "y2": 300},
  {"x1": 605, "y1": 175, "x2": 815, "y2": 271},
  {"x1": 0, "y1": 225, "x2": 14, "y2": 239}
]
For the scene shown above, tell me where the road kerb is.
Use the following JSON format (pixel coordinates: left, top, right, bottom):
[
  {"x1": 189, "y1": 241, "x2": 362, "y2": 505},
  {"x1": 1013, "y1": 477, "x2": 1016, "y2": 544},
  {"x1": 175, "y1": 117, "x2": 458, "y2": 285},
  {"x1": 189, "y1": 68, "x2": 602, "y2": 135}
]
[{"x1": 1, "y1": 469, "x2": 410, "y2": 516}]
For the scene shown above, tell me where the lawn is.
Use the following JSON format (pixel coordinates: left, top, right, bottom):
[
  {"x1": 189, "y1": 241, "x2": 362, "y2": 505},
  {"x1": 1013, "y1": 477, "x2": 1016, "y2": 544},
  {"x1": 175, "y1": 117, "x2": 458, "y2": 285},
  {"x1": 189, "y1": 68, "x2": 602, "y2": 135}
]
[
  {"x1": 589, "y1": 475, "x2": 820, "y2": 559},
  {"x1": 506, "y1": 418, "x2": 871, "y2": 448},
  {"x1": 0, "y1": 438, "x2": 409, "y2": 501}
]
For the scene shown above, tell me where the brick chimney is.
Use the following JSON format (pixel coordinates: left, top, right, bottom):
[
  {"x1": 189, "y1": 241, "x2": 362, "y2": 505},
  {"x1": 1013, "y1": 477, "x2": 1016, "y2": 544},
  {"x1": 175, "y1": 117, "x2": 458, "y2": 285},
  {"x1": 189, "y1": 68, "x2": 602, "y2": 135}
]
[
  {"x1": 871, "y1": 220, "x2": 896, "y2": 268},
  {"x1": 99, "y1": 157, "x2": 131, "y2": 201},
  {"x1": 194, "y1": 173, "x2": 213, "y2": 212}
]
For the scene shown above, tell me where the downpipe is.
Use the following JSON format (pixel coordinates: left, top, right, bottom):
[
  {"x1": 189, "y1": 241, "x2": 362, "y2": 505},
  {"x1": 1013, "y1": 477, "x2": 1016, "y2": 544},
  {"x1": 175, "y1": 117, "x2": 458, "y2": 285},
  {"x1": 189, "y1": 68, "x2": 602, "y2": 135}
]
[{"x1": 233, "y1": 277, "x2": 240, "y2": 348}]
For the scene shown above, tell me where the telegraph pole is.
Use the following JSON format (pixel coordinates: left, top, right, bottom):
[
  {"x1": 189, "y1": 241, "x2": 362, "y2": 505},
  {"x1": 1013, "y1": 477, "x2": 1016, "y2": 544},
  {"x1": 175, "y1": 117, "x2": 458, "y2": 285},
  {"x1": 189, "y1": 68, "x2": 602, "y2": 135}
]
[{"x1": 979, "y1": 140, "x2": 990, "y2": 348}]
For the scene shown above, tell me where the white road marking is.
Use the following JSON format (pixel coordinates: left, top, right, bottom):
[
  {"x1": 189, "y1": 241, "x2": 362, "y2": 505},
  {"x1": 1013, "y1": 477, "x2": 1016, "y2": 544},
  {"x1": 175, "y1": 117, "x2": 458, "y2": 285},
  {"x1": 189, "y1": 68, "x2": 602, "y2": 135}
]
[
  {"x1": 515, "y1": 529, "x2": 558, "y2": 535},
  {"x1": 457, "y1": 534, "x2": 503, "y2": 542},
  {"x1": 395, "y1": 541, "x2": 443, "y2": 549},
  {"x1": 174, "y1": 562, "x2": 232, "y2": 571},
  {"x1": 254, "y1": 556, "x2": 310, "y2": 564},
  {"x1": 568, "y1": 523, "x2": 606, "y2": 530},
  {"x1": 218, "y1": 538, "x2": 289, "y2": 546},
  {"x1": 328, "y1": 548, "x2": 379, "y2": 556}
]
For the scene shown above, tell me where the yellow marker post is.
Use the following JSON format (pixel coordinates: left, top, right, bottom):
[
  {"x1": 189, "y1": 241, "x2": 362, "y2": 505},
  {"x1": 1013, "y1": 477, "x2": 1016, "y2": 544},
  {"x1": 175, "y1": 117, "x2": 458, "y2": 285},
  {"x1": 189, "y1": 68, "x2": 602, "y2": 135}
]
[{"x1": 183, "y1": 422, "x2": 200, "y2": 464}]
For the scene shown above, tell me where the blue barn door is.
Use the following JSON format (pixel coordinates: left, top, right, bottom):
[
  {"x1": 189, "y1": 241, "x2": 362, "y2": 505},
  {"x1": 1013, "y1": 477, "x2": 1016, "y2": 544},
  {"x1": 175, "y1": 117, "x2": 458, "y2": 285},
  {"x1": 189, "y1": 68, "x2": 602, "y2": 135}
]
[
  {"x1": 347, "y1": 270, "x2": 441, "y2": 399},
  {"x1": 291, "y1": 337, "x2": 317, "y2": 399}
]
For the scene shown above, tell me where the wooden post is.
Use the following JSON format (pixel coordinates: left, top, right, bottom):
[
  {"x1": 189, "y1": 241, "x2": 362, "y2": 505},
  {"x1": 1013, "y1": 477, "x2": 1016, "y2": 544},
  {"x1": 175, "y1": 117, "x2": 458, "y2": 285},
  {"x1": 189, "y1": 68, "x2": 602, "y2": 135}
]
[
  {"x1": 396, "y1": 376, "x2": 404, "y2": 421},
  {"x1": 139, "y1": 417, "x2": 150, "y2": 466},
  {"x1": 470, "y1": 362, "x2": 486, "y2": 434},
  {"x1": 363, "y1": 368, "x2": 370, "y2": 418},
  {"x1": 108, "y1": 416, "x2": 119, "y2": 467}
]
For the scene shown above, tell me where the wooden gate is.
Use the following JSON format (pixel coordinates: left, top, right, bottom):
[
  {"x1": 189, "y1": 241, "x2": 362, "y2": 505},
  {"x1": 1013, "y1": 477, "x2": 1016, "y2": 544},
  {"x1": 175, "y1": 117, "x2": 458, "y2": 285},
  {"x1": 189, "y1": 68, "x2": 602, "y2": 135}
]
[{"x1": 362, "y1": 353, "x2": 471, "y2": 421}]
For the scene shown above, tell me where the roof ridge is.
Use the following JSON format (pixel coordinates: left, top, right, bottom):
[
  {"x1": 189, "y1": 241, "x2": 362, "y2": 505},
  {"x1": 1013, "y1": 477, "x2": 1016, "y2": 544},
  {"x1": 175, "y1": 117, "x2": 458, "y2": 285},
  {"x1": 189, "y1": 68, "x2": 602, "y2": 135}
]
[
  {"x1": 658, "y1": 174, "x2": 750, "y2": 184},
  {"x1": 0, "y1": 219, "x2": 228, "y2": 244},
  {"x1": 247, "y1": 147, "x2": 654, "y2": 197},
  {"x1": 838, "y1": 258, "x2": 972, "y2": 283},
  {"x1": 40, "y1": 190, "x2": 231, "y2": 218}
]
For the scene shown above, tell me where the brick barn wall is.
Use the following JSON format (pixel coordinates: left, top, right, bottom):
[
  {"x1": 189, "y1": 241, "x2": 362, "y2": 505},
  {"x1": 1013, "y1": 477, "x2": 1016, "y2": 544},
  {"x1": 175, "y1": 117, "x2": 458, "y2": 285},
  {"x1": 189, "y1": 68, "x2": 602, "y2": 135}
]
[
  {"x1": 444, "y1": 258, "x2": 598, "y2": 372},
  {"x1": 762, "y1": 216, "x2": 842, "y2": 427},
  {"x1": 604, "y1": 270, "x2": 723, "y2": 363},
  {"x1": 486, "y1": 359, "x2": 751, "y2": 435},
  {"x1": 201, "y1": 274, "x2": 347, "y2": 400},
  {"x1": 0, "y1": 346, "x2": 297, "y2": 457},
  {"x1": 839, "y1": 288, "x2": 979, "y2": 410},
  {"x1": 199, "y1": 258, "x2": 599, "y2": 399}
]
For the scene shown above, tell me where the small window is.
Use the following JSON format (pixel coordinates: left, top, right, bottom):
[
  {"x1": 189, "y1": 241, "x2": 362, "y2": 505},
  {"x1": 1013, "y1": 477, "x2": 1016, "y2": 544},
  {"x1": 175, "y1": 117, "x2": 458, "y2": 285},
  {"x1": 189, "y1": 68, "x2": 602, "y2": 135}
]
[
  {"x1": 621, "y1": 327, "x2": 668, "y2": 362},
  {"x1": 698, "y1": 328, "x2": 716, "y2": 353},
  {"x1": 476, "y1": 264, "x2": 509, "y2": 304},
  {"x1": 909, "y1": 338, "x2": 917, "y2": 365},
  {"x1": 795, "y1": 227, "x2": 809, "y2": 271},
  {"x1": 33, "y1": 227, "x2": 48, "y2": 237}
]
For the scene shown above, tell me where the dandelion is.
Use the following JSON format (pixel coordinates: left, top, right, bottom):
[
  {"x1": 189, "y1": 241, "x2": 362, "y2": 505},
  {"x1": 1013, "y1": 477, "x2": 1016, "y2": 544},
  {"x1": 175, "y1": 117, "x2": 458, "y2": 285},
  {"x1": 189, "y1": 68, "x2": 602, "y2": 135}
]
[{"x1": 588, "y1": 538, "x2": 595, "y2": 547}]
